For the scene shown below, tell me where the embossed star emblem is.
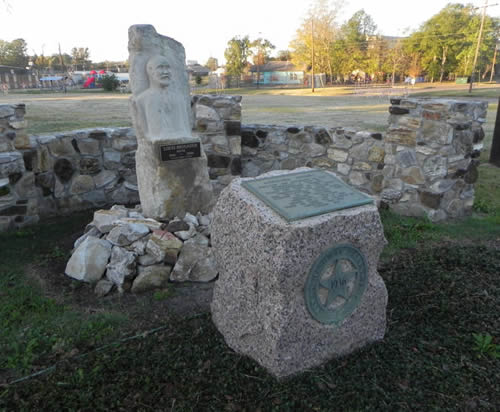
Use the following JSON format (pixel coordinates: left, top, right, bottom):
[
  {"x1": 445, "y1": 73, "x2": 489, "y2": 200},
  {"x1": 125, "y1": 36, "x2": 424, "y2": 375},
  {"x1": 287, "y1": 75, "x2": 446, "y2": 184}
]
[{"x1": 319, "y1": 259, "x2": 357, "y2": 308}]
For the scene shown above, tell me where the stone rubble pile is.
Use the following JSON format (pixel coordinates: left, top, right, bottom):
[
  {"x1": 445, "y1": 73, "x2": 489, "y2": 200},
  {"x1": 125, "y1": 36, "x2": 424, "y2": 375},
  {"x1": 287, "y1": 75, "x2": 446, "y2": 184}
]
[{"x1": 64, "y1": 205, "x2": 217, "y2": 296}]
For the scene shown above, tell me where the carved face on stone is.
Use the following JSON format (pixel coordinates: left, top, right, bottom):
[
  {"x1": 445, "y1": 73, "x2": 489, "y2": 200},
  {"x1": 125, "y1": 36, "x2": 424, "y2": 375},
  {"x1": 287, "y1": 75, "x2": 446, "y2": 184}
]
[{"x1": 146, "y1": 56, "x2": 171, "y2": 88}]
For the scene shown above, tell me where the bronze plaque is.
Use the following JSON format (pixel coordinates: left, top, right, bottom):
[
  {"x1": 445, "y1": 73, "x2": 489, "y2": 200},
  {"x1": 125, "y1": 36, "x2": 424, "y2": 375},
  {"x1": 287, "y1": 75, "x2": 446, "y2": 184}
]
[
  {"x1": 305, "y1": 244, "x2": 368, "y2": 325},
  {"x1": 241, "y1": 170, "x2": 373, "y2": 222},
  {"x1": 159, "y1": 142, "x2": 201, "y2": 162}
]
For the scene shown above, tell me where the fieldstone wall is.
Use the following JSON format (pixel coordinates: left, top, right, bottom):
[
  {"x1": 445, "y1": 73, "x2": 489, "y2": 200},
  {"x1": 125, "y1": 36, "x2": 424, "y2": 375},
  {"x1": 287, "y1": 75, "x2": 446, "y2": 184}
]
[
  {"x1": 192, "y1": 95, "x2": 242, "y2": 195},
  {"x1": 0, "y1": 96, "x2": 487, "y2": 231},
  {"x1": 384, "y1": 98, "x2": 486, "y2": 220},
  {"x1": 1, "y1": 123, "x2": 141, "y2": 232},
  {"x1": 240, "y1": 98, "x2": 487, "y2": 222},
  {"x1": 0, "y1": 103, "x2": 40, "y2": 231},
  {"x1": 0, "y1": 95, "x2": 242, "y2": 231}
]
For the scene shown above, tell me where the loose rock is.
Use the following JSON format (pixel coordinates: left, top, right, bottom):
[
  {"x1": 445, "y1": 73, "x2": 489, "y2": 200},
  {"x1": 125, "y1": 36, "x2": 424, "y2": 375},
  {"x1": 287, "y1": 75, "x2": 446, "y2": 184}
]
[
  {"x1": 65, "y1": 236, "x2": 112, "y2": 283},
  {"x1": 94, "y1": 279, "x2": 114, "y2": 297},
  {"x1": 92, "y1": 209, "x2": 128, "y2": 233},
  {"x1": 175, "y1": 223, "x2": 197, "y2": 241},
  {"x1": 170, "y1": 244, "x2": 218, "y2": 283},
  {"x1": 106, "y1": 223, "x2": 150, "y2": 246},
  {"x1": 166, "y1": 218, "x2": 189, "y2": 233},
  {"x1": 131, "y1": 265, "x2": 171, "y2": 293},
  {"x1": 183, "y1": 212, "x2": 199, "y2": 227},
  {"x1": 106, "y1": 246, "x2": 136, "y2": 291},
  {"x1": 73, "y1": 226, "x2": 102, "y2": 250}
]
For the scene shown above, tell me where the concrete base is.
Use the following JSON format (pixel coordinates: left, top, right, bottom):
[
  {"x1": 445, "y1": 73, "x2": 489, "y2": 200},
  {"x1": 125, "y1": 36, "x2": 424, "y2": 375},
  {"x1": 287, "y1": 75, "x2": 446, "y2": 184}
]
[{"x1": 211, "y1": 168, "x2": 388, "y2": 378}]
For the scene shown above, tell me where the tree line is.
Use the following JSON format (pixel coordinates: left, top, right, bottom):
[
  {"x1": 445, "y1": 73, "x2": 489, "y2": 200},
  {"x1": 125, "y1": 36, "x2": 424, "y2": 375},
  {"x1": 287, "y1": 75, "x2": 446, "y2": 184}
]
[
  {"x1": 222, "y1": 0, "x2": 499, "y2": 84},
  {"x1": 0, "y1": 39, "x2": 128, "y2": 73}
]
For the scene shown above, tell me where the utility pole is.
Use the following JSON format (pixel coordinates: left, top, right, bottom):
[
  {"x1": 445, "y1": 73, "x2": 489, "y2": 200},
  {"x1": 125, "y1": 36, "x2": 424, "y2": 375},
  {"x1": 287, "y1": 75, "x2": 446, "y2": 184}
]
[
  {"x1": 311, "y1": 19, "x2": 315, "y2": 93},
  {"x1": 489, "y1": 43, "x2": 498, "y2": 82},
  {"x1": 256, "y1": 34, "x2": 262, "y2": 90},
  {"x1": 58, "y1": 43, "x2": 66, "y2": 73},
  {"x1": 469, "y1": 0, "x2": 488, "y2": 93}
]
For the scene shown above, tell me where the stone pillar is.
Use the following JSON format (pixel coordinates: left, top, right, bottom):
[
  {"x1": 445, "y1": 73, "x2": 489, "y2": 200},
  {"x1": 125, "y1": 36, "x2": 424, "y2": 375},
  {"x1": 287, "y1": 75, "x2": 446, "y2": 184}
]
[
  {"x1": 383, "y1": 98, "x2": 488, "y2": 221},
  {"x1": 0, "y1": 104, "x2": 38, "y2": 231},
  {"x1": 211, "y1": 168, "x2": 388, "y2": 378},
  {"x1": 128, "y1": 25, "x2": 213, "y2": 220},
  {"x1": 192, "y1": 94, "x2": 242, "y2": 196}
]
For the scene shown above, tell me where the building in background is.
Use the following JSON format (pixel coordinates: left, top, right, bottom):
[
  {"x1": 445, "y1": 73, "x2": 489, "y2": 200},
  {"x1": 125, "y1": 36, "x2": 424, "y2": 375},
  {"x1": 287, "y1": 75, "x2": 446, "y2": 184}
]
[{"x1": 249, "y1": 61, "x2": 304, "y2": 86}]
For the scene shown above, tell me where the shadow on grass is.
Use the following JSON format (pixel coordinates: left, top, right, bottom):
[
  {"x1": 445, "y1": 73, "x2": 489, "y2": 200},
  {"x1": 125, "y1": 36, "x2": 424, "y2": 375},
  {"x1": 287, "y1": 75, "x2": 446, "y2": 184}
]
[
  {"x1": 0, "y1": 211, "x2": 128, "y2": 379},
  {"x1": 0, "y1": 212, "x2": 499, "y2": 410}
]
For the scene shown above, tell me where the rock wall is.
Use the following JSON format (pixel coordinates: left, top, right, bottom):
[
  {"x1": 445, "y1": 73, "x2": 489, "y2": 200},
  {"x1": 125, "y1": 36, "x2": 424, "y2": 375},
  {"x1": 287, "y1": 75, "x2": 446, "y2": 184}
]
[
  {"x1": 240, "y1": 98, "x2": 487, "y2": 222},
  {"x1": 0, "y1": 96, "x2": 487, "y2": 231},
  {"x1": 0, "y1": 95, "x2": 242, "y2": 231},
  {"x1": 192, "y1": 95, "x2": 242, "y2": 195}
]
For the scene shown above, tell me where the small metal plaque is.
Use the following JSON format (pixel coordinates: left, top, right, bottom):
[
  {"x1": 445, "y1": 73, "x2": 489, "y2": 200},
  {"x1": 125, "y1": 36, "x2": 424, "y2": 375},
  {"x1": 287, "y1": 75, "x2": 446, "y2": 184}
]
[
  {"x1": 241, "y1": 170, "x2": 373, "y2": 222},
  {"x1": 159, "y1": 142, "x2": 201, "y2": 162},
  {"x1": 305, "y1": 244, "x2": 368, "y2": 325}
]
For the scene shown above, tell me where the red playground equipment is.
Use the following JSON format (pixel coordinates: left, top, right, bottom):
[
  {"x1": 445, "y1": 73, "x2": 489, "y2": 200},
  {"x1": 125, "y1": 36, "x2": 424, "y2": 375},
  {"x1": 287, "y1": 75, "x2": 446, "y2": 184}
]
[{"x1": 83, "y1": 76, "x2": 96, "y2": 88}]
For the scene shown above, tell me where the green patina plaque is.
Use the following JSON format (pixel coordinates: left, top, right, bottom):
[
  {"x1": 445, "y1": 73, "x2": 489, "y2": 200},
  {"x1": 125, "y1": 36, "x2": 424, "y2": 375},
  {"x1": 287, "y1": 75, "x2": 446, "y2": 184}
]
[
  {"x1": 241, "y1": 170, "x2": 373, "y2": 222},
  {"x1": 305, "y1": 244, "x2": 368, "y2": 325}
]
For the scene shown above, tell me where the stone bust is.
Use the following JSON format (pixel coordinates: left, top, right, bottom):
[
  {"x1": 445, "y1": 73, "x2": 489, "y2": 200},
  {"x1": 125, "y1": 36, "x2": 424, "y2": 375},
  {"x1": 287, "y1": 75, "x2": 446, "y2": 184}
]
[{"x1": 133, "y1": 55, "x2": 191, "y2": 142}]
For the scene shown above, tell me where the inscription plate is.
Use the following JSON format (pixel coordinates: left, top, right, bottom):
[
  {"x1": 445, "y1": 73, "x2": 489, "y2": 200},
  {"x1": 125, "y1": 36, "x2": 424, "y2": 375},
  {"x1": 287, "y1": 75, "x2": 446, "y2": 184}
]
[
  {"x1": 305, "y1": 244, "x2": 368, "y2": 325},
  {"x1": 241, "y1": 170, "x2": 373, "y2": 222},
  {"x1": 159, "y1": 142, "x2": 201, "y2": 162}
]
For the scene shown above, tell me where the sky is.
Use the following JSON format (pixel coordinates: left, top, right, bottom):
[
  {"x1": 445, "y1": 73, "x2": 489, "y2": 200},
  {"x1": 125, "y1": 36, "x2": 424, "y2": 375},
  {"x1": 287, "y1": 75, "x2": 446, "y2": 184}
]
[{"x1": 1, "y1": 0, "x2": 499, "y2": 66}]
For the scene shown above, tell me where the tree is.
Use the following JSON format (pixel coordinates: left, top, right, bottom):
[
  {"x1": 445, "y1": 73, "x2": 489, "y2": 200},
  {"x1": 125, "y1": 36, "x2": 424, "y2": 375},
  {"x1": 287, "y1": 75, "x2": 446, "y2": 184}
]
[
  {"x1": 250, "y1": 37, "x2": 275, "y2": 87},
  {"x1": 289, "y1": 0, "x2": 343, "y2": 81},
  {"x1": 100, "y1": 74, "x2": 120, "y2": 91},
  {"x1": 31, "y1": 53, "x2": 45, "y2": 71},
  {"x1": 48, "y1": 53, "x2": 72, "y2": 72},
  {"x1": 274, "y1": 50, "x2": 292, "y2": 61},
  {"x1": 71, "y1": 47, "x2": 91, "y2": 70},
  {"x1": 342, "y1": 9, "x2": 377, "y2": 48},
  {"x1": 414, "y1": 4, "x2": 471, "y2": 81},
  {"x1": 224, "y1": 36, "x2": 251, "y2": 80},
  {"x1": 0, "y1": 38, "x2": 28, "y2": 67},
  {"x1": 365, "y1": 36, "x2": 390, "y2": 82},
  {"x1": 385, "y1": 39, "x2": 410, "y2": 85},
  {"x1": 403, "y1": 4, "x2": 499, "y2": 81},
  {"x1": 337, "y1": 9, "x2": 378, "y2": 78},
  {"x1": 251, "y1": 38, "x2": 275, "y2": 65},
  {"x1": 205, "y1": 57, "x2": 218, "y2": 71}
]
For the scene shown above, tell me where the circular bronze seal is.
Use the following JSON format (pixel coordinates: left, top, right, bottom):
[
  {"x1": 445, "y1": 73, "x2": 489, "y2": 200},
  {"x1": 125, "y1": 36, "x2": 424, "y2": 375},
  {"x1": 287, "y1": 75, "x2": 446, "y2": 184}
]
[{"x1": 305, "y1": 244, "x2": 368, "y2": 325}]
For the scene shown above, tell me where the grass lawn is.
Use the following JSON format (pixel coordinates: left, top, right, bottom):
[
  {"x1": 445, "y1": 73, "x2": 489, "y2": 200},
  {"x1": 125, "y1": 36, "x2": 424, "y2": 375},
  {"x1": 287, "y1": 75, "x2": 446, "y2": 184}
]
[
  {"x1": 412, "y1": 86, "x2": 500, "y2": 99},
  {"x1": 2, "y1": 82, "x2": 498, "y2": 134},
  {"x1": 0, "y1": 210, "x2": 499, "y2": 410}
]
